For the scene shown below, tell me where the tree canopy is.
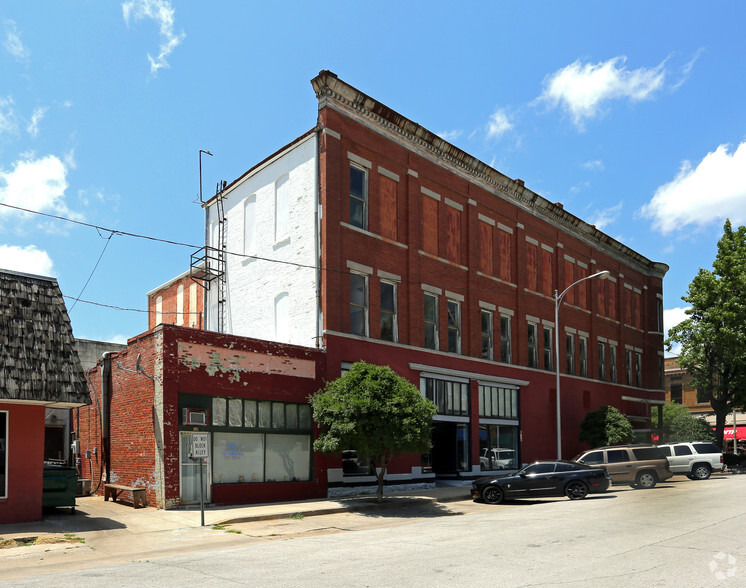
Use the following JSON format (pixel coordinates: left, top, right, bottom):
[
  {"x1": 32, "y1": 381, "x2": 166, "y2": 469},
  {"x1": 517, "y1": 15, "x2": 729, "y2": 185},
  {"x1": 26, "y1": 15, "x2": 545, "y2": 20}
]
[
  {"x1": 578, "y1": 405, "x2": 635, "y2": 448},
  {"x1": 651, "y1": 403, "x2": 715, "y2": 443},
  {"x1": 311, "y1": 362, "x2": 437, "y2": 502},
  {"x1": 667, "y1": 220, "x2": 746, "y2": 447}
]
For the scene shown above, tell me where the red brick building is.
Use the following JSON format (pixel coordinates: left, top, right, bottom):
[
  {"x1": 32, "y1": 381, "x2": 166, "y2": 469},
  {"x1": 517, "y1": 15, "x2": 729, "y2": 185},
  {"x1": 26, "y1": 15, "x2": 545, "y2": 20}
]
[
  {"x1": 147, "y1": 268, "x2": 204, "y2": 331},
  {"x1": 74, "y1": 324, "x2": 327, "y2": 508},
  {"x1": 198, "y1": 71, "x2": 669, "y2": 491}
]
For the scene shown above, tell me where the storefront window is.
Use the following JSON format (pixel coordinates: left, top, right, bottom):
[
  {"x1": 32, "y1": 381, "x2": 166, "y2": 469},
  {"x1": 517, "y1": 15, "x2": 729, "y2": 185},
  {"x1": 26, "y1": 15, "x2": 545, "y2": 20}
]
[{"x1": 479, "y1": 424, "x2": 519, "y2": 471}]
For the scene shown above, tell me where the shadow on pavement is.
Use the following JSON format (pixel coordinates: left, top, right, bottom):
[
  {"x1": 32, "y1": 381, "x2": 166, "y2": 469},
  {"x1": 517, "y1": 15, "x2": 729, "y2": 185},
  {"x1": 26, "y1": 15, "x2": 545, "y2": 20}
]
[{"x1": 342, "y1": 497, "x2": 461, "y2": 519}]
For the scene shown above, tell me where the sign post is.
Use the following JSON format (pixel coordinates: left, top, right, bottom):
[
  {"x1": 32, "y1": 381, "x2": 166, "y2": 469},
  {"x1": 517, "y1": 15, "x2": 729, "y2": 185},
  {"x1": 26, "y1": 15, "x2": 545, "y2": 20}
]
[{"x1": 190, "y1": 433, "x2": 209, "y2": 526}]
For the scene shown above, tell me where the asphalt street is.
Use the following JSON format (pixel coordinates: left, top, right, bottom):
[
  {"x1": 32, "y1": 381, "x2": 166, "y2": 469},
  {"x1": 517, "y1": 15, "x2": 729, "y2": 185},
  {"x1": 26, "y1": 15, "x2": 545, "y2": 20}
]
[{"x1": 2, "y1": 474, "x2": 745, "y2": 587}]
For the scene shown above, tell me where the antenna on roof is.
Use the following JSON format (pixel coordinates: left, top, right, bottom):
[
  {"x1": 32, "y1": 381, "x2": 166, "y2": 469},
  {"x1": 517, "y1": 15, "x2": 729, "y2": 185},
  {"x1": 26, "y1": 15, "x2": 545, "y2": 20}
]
[{"x1": 197, "y1": 149, "x2": 213, "y2": 203}]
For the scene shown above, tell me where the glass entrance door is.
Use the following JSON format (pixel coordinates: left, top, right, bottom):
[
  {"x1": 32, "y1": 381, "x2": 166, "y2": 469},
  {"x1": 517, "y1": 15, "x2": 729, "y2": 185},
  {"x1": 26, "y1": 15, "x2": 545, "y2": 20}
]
[{"x1": 180, "y1": 432, "x2": 211, "y2": 504}]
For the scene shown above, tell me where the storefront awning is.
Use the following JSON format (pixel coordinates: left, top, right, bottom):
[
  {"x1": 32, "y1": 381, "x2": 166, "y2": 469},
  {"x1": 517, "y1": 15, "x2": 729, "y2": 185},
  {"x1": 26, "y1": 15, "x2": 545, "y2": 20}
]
[{"x1": 722, "y1": 426, "x2": 746, "y2": 440}]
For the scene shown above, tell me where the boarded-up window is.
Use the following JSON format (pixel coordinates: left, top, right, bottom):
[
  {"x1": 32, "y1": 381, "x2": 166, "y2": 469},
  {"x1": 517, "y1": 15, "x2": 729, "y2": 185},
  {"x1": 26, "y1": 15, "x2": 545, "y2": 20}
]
[
  {"x1": 540, "y1": 248, "x2": 552, "y2": 296},
  {"x1": 526, "y1": 243, "x2": 538, "y2": 291},
  {"x1": 479, "y1": 221, "x2": 493, "y2": 275},
  {"x1": 564, "y1": 260, "x2": 575, "y2": 305},
  {"x1": 445, "y1": 206, "x2": 461, "y2": 263},
  {"x1": 379, "y1": 176, "x2": 398, "y2": 240},
  {"x1": 422, "y1": 197, "x2": 438, "y2": 255},
  {"x1": 633, "y1": 291, "x2": 642, "y2": 329},
  {"x1": 607, "y1": 281, "x2": 616, "y2": 319},
  {"x1": 498, "y1": 230, "x2": 511, "y2": 281},
  {"x1": 597, "y1": 277, "x2": 606, "y2": 315}
]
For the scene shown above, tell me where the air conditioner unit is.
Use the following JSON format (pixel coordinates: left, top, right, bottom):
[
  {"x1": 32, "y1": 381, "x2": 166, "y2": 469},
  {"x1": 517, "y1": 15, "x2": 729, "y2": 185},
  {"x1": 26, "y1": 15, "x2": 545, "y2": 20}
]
[{"x1": 183, "y1": 408, "x2": 209, "y2": 426}]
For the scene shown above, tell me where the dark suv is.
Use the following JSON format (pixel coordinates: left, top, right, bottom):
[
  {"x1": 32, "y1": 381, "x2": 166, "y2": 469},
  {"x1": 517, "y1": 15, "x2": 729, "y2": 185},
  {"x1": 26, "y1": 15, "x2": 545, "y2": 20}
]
[{"x1": 573, "y1": 444, "x2": 673, "y2": 489}]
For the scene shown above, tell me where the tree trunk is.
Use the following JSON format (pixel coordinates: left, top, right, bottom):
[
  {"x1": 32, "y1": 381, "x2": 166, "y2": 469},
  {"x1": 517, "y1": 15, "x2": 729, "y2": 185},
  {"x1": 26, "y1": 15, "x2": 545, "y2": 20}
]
[{"x1": 374, "y1": 454, "x2": 391, "y2": 503}]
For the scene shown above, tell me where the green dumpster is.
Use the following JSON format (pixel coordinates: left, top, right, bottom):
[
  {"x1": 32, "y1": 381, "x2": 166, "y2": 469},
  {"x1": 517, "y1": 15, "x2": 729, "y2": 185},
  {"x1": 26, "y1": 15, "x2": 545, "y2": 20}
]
[{"x1": 42, "y1": 462, "x2": 77, "y2": 513}]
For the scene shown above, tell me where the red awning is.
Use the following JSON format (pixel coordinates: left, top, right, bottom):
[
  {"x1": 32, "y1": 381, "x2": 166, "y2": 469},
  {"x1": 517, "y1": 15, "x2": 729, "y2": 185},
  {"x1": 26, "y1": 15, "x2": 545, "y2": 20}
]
[{"x1": 722, "y1": 426, "x2": 746, "y2": 440}]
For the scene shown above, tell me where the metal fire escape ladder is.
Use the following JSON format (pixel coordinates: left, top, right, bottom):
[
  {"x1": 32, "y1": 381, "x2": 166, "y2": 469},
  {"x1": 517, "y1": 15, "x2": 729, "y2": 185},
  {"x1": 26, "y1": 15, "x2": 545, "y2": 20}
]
[{"x1": 190, "y1": 180, "x2": 228, "y2": 333}]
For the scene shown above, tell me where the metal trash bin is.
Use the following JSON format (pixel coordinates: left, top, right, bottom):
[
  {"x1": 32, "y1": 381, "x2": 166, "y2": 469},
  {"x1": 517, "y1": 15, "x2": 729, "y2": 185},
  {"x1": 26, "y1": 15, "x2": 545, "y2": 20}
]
[{"x1": 42, "y1": 462, "x2": 77, "y2": 513}]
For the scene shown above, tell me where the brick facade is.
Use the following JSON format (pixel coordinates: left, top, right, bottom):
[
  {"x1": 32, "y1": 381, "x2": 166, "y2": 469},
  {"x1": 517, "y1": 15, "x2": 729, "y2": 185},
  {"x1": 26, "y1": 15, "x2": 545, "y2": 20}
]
[{"x1": 74, "y1": 325, "x2": 328, "y2": 509}]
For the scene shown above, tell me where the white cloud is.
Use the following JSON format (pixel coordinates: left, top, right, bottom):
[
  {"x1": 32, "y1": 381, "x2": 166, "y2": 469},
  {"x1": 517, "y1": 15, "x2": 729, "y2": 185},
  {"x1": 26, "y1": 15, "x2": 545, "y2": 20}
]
[
  {"x1": 0, "y1": 244, "x2": 54, "y2": 276},
  {"x1": 486, "y1": 108, "x2": 513, "y2": 139},
  {"x1": 0, "y1": 96, "x2": 18, "y2": 135},
  {"x1": 582, "y1": 160, "x2": 605, "y2": 171},
  {"x1": 569, "y1": 180, "x2": 590, "y2": 194},
  {"x1": 639, "y1": 142, "x2": 746, "y2": 234},
  {"x1": 122, "y1": 0, "x2": 185, "y2": 75},
  {"x1": 664, "y1": 306, "x2": 690, "y2": 356},
  {"x1": 437, "y1": 129, "x2": 463, "y2": 142},
  {"x1": 0, "y1": 154, "x2": 72, "y2": 218},
  {"x1": 537, "y1": 56, "x2": 666, "y2": 129},
  {"x1": 588, "y1": 202, "x2": 623, "y2": 231},
  {"x1": 3, "y1": 19, "x2": 30, "y2": 62},
  {"x1": 672, "y1": 48, "x2": 704, "y2": 90},
  {"x1": 26, "y1": 106, "x2": 48, "y2": 138}
]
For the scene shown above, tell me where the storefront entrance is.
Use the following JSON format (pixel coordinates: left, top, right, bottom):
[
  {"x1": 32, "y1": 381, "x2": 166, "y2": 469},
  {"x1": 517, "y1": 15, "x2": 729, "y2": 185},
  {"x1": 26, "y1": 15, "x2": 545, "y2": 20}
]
[
  {"x1": 430, "y1": 421, "x2": 469, "y2": 475},
  {"x1": 179, "y1": 432, "x2": 211, "y2": 504}
]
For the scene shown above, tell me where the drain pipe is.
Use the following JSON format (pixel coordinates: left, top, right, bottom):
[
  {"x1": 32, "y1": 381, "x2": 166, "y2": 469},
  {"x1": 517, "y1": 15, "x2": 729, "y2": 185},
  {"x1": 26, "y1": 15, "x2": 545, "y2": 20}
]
[{"x1": 101, "y1": 352, "x2": 113, "y2": 484}]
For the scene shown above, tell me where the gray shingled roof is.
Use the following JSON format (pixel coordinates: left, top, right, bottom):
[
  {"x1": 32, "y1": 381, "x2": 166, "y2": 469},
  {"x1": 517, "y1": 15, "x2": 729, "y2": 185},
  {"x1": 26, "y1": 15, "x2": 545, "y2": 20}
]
[{"x1": 0, "y1": 269, "x2": 90, "y2": 407}]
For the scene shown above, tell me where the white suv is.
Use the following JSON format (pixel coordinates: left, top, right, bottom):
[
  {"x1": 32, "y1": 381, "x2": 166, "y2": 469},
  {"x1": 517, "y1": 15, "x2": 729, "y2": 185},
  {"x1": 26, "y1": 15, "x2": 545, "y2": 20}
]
[{"x1": 657, "y1": 441, "x2": 724, "y2": 480}]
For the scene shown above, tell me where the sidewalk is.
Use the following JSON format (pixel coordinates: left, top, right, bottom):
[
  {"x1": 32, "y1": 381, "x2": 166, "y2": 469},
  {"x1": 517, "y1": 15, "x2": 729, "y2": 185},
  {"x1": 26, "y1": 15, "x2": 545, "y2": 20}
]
[{"x1": 0, "y1": 485, "x2": 472, "y2": 580}]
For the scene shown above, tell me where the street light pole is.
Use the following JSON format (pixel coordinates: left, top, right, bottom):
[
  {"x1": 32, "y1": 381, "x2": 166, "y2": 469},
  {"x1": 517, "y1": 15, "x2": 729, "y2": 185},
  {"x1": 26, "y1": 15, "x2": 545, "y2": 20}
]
[{"x1": 554, "y1": 270, "x2": 610, "y2": 460}]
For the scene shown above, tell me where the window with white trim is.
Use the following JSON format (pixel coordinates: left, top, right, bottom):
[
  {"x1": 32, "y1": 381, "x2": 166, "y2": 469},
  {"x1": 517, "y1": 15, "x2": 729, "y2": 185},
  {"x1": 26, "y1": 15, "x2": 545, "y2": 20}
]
[
  {"x1": 422, "y1": 377, "x2": 469, "y2": 416},
  {"x1": 609, "y1": 344, "x2": 617, "y2": 383},
  {"x1": 500, "y1": 315, "x2": 512, "y2": 363},
  {"x1": 566, "y1": 333, "x2": 575, "y2": 375},
  {"x1": 598, "y1": 341, "x2": 606, "y2": 381},
  {"x1": 635, "y1": 351, "x2": 642, "y2": 387},
  {"x1": 527, "y1": 323, "x2": 538, "y2": 368},
  {"x1": 579, "y1": 336, "x2": 588, "y2": 378},
  {"x1": 424, "y1": 293, "x2": 438, "y2": 350},
  {"x1": 350, "y1": 273, "x2": 368, "y2": 336},
  {"x1": 543, "y1": 326, "x2": 553, "y2": 371},
  {"x1": 380, "y1": 281, "x2": 397, "y2": 342},
  {"x1": 447, "y1": 300, "x2": 461, "y2": 353},
  {"x1": 349, "y1": 164, "x2": 368, "y2": 229},
  {"x1": 155, "y1": 296, "x2": 162, "y2": 325},
  {"x1": 481, "y1": 310, "x2": 493, "y2": 360},
  {"x1": 626, "y1": 349, "x2": 633, "y2": 385}
]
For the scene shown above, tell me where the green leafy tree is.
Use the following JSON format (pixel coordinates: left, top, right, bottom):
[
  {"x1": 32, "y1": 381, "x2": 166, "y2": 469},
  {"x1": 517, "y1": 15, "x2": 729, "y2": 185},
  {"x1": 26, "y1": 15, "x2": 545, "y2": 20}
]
[
  {"x1": 667, "y1": 220, "x2": 746, "y2": 448},
  {"x1": 651, "y1": 403, "x2": 715, "y2": 443},
  {"x1": 579, "y1": 405, "x2": 635, "y2": 448},
  {"x1": 311, "y1": 362, "x2": 437, "y2": 502}
]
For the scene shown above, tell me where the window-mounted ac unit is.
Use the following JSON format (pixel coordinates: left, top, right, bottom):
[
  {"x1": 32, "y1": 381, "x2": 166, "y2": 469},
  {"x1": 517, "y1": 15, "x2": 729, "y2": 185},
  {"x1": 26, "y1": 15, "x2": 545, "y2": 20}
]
[{"x1": 183, "y1": 408, "x2": 209, "y2": 426}]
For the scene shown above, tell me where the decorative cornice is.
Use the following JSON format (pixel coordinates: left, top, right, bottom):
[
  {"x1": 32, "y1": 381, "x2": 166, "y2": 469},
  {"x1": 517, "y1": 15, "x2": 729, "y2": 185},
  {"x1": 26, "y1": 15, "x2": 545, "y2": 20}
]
[{"x1": 311, "y1": 70, "x2": 668, "y2": 279}]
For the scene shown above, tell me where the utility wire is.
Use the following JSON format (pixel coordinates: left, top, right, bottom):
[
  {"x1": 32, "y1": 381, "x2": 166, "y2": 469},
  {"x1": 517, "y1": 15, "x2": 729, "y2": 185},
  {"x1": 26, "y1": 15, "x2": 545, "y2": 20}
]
[
  {"x1": 4, "y1": 201, "x2": 578, "y2": 315},
  {"x1": 69, "y1": 230, "x2": 115, "y2": 313}
]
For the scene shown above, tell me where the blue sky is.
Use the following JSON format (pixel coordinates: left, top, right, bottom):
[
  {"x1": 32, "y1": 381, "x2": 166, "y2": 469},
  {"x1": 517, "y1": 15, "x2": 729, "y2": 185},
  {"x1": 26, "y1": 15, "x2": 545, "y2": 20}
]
[{"x1": 1, "y1": 1, "x2": 745, "y2": 349}]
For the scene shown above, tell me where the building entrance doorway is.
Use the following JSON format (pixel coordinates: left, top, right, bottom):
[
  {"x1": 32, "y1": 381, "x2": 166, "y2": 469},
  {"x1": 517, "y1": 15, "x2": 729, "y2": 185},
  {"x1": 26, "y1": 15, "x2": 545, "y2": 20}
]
[
  {"x1": 179, "y1": 432, "x2": 211, "y2": 504},
  {"x1": 430, "y1": 421, "x2": 469, "y2": 475}
]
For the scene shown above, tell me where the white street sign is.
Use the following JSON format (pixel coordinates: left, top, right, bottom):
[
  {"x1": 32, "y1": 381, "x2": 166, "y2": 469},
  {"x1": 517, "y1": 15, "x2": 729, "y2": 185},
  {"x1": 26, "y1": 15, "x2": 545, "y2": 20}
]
[{"x1": 191, "y1": 433, "x2": 209, "y2": 458}]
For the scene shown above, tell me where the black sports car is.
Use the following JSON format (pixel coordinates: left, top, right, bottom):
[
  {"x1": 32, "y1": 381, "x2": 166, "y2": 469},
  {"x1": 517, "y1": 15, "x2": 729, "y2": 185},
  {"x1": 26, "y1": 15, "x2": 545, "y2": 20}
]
[{"x1": 471, "y1": 460, "x2": 611, "y2": 504}]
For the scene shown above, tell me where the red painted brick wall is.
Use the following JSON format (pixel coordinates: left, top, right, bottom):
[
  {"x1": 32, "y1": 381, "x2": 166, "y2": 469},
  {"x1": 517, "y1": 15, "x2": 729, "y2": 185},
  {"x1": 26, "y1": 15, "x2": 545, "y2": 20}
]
[
  {"x1": 147, "y1": 275, "x2": 203, "y2": 331},
  {"x1": 0, "y1": 403, "x2": 45, "y2": 524}
]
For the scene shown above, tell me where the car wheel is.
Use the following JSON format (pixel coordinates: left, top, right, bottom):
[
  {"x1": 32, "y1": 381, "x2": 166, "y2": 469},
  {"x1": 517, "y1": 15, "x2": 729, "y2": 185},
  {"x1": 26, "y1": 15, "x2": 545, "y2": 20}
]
[
  {"x1": 565, "y1": 480, "x2": 589, "y2": 500},
  {"x1": 692, "y1": 464, "x2": 712, "y2": 480},
  {"x1": 482, "y1": 485, "x2": 505, "y2": 505},
  {"x1": 635, "y1": 471, "x2": 657, "y2": 489}
]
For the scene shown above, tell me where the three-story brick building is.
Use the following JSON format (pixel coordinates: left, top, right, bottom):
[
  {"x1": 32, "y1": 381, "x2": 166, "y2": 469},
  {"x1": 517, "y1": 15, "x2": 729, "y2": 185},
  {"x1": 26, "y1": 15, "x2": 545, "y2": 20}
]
[{"x1": 198, "y1": 71, "x2": 668, "y2": 490}]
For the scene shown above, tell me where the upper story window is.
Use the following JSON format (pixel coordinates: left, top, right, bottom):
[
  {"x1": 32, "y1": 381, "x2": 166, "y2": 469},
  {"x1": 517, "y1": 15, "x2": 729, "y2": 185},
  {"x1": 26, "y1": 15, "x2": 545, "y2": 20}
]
[
  {"x1": 275, "y1": 174, "x2": 289, "y2": 243},
  {"x1": 424, "y1": 293, "x2": 439, "y2": 350},
  {"x1": 500, "y1": 314, "x2": 512, "y2": 363},
  {"x1": 447, "y1": 300, "x2": 461, "y2": 353},
  {"x1": 635, "y1": 352, "x2": 642, "y2": 387},
  {"x1": 598, "y1": 341, "x2": 606, "y2": 381},
  {"x1": 380, "y1": 281, "x2": 397, "y2": 342},
  {"x1": 609, "y1": 344, "x2": 617, "y2": 383},
  {"x1": 670, "y1": 383, "x2": 682, "y2": 403},
  {"x1": 189, "y1": 282, "x2": 199, "y2": 328},
  {"x1": 626, "y1": 349, "x2": 634, "y2": 385},
  {"x1": 479, "y1": 385, "x2": 519, "y2": 419},
  {"x1": 527, "y1": 322, "x2": 539, "y2": 368},
  {"x1": 579, "y1": 336, "x2": 588, "y2": 378},
  {"x1": 349, "y1": 164, "x2": 368, "y2": 230},
  {"x1": 566, "y1": 333, "x2": 575, "y2": 375},
  {"x1": 481, "y1": 309, "x2": 493, "y2": 360},
  {"x1": 543, "y1": 326, "x2": 553, "y2": 371},
  {"x1": 155, "y1": 296, "x2": 163, "y2": 325},
  {"x1": 350, "y1": 273, "x2": 368, "y2": 337}
]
